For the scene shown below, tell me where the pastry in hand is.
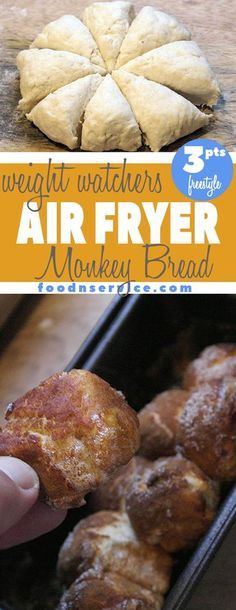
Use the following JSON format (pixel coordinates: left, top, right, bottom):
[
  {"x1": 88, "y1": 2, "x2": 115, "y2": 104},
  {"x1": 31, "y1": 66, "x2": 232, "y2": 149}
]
[
  {"x1": 57, "y1": 510, "x2": 172, "y2": 596},
  {"x1": 126, "y1": 455, "x2": 219, "y2": 552},
  {"x1": 57, "y1": 571, "x2": 163, "y2": 610},
  {"x1": 183, "y1": 343, "x2": 236, "y2": 389},
  {"x1": 0, "y1": 370, "x2": 139, "y2": 509},
  {"x1": 138, "y1": 389, "x2": 189, "y2": 459},
  {"x1": 179, "y1": 379, "x2": 236, "y2": 480},
  {"x1": 89, "y1": 456, "x2": 149, "y2": 512}
]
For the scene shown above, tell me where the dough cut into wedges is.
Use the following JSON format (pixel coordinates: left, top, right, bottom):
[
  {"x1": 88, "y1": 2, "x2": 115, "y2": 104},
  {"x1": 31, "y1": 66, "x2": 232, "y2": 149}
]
[
  {"x1": 81, "y1": 74, "x2": 141, "y2": 151},
  {"x1": 17, "y1": 49, "x2": 105, "y2": 113},
  {"x1": 30, "y1": 14, "x2": 105, "y2": 69},
  {"x1": 113, "y1": 71, "x2": 210, "y2": 151},
  {"x1": 121, "y1": 41, "x2": 220, "y2": 106},
  {"x1": 27, "y1": 74, "x2": 103, "y2": 150},
  {"x1": 116, "y1": 6, "x2": 191, "y2": 67},
  {"x1": 83, "y1": 1, "x2": 134, "y2": 72}
]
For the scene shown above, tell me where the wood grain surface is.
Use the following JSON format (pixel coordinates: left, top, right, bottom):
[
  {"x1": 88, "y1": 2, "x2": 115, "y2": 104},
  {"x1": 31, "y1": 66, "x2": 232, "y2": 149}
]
[
  {"x1": 0, "y1": 0, "x2": 235, "y2": 151},
  {"x1": 0, "y1": 294, "x2": 113, "y2": 421}
]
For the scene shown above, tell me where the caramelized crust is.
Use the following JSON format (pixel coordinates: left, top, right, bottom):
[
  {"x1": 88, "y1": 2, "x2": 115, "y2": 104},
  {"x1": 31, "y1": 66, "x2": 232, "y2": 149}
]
[
  {"x1": 184, "y1": 343, "x2": 236, "y2": 389},
  {"x1": 57, "y1": 571, "x2": 163, "y2": 610},
  {"x1": 126, "y1": 456, "x2": 219, "y2": 552},
  {"x1": 89, "y1": 456, "x2": 149, "y2": 512},
  {"x1": 0, "y1": 370, "x2": 139, "y2": 509},
  {"x1": 138, "y1": 389, "x2": 189, "y2": 459},
  {"x1": 57, "y1": 510, "x2": 172, "y2": 595},
  {"x1": 179, "y1": 379, "x2": 236, "y2": 480}
]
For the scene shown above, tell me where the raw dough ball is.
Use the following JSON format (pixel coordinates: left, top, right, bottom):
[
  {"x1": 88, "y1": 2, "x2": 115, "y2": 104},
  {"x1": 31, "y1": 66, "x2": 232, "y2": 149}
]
[
  {"x1": 0, "y1": 370, "x2": 139, "y2": 509},
  {"x1": 27, "y1": 74, "x2": 103, "y2": 149},
  {"x1": 57, "y1": 571, "x2": 163, "y2": 610},
  {"x1": 89, "y1": 456, "x2": 149, "y2": 512},
  {"x1": 120, "y1": 40, "x2": 220, "y2": 106},
  {"x1": 116, "y1": 6, "x2": 191, "y2": 67},
  {"x1": 113, "y1": 71, "x2": 210, "y2": 151},
  {"x1": 126, "y1": 456, "x2": 219, "y2": 552},
  {"x1": 57, "y1": 510, "x2": 172, "y2": 595},
  {"x1": 17, "y1": 48, "x2": 105, "y2": 112},
  {"x1": 138, "y1": 389, "x2": 189, "y2": 459},
  {"x1": 83, "y1": 1, "x2": 135, "y2": 71},
  {"x1": 81, "y1": 73, "x2": 141, "y2": 151},
  {"x1": 179, "y1": 379, "x2": 236, "y2": 480},
  {"x1": 184, "y1": 343, "x2": 236, "y2": 389}
]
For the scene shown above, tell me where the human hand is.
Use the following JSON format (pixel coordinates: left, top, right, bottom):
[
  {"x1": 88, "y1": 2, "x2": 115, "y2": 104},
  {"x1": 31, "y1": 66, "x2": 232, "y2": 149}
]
[{"x1": 0, "y1": 456, "x2": 67, "y2": 549}]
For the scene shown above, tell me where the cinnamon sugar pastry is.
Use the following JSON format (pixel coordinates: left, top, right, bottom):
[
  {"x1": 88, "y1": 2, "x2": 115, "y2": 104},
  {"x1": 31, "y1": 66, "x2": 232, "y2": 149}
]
[
  {"x1": 179, "y1": 378, "x2": 236, "y2": 480},
  {"x1": 57, "y1": 571, "x2": 163, "y2": 610},
  {"x1": 126, "y1": 455, "x2": 219, "y2": 552},
  {"x1": 0, "y1": 370, "x2": 139, "y2": 509},
  {"x1": 138, "y1": 388, "x2": 189, "y2": 459},
  {"x1": 184, "y1": 343, "x2": 236, "y2": 389},
  {"x1": 57, "y1": 510, "x2": 172, "y2": 595}
]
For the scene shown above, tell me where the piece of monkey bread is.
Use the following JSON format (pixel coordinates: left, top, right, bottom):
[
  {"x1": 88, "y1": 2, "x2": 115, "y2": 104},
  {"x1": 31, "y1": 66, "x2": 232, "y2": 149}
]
[
  {"x1": 183, "y1": 343, "x2": 236, "y2": 389},
  {"x1": 0, "y1": 370, "x2": 139, "y2": 509},
  {"x1": 89, "y1": 456, "x2": 149, "y2": 512},
  {"x1": 126, "y1": 455, "x2": 219, "y2": 553},
  {"x1": 138, "y1": 389, "x2": 189, "y2": 459},
  {"x1": 57, "y1": 571, "x2": 163, "y2": 610},
  {"x1": 178, "y1": 378, "x2": 236, "y2": 480},
  {"x1": 57, "y1": 510, "x2": 172, "y2": 596}
]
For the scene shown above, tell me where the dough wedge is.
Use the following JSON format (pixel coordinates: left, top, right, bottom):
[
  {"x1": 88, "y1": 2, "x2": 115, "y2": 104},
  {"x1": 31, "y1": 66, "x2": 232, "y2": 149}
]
[
  {"x1": 116, "y1": 6, "x2": 191, "y2": 67},
  {"x1": 83, "y1": 1, "x2": 134, "y2": 71},
  {"x1": 30, "y1": 14, "x2": 105, "y2": 68},
  {"x1": 113, "y1": 70, "x2": 210, "y2": 151},
  {"x1": 17, "y1": 48, "x2": 105, "y2": 113},
  {"x1": 121, "y1": 41, "x2": 220, "y2": 106},
  {"x1": 27, "y1": 74, "x2": 103, "y2": 149},
  {"x1": 81, "y1": 74, "x2": 141, "y2": 151}
]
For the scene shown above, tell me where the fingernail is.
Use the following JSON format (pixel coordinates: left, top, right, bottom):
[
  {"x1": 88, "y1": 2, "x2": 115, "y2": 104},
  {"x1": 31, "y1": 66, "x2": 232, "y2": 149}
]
[{"x1": 0, "y1": 457, "x2": 39, "y2": 490}]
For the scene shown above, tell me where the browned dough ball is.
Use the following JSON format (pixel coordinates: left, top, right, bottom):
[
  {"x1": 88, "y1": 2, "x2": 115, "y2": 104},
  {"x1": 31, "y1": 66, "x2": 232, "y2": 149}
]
[
  {"x1": 138, "y1": 389, "x2": 189, "y2": 459},
  {"x1": 0, "y1": 370, "x2": 139, "y2": 509},
  {"x1": 57, "y1": 510, "x2": 172, "y2": 597},
  {"x1": 57, "y1": 571, "x2": 163, "y2": 610},
  {"x1": 89, "y1": 456, "x2": 150, "y2": 512},
  {"x1": 184, "y1": 343, "x2": 236, "y2": 389},
  {"x1": 126, "y1": 456, "x2": 219, "y2": 553},
  {"x1": 179, "y1": 379, "x2": 236, "y2": 480}
]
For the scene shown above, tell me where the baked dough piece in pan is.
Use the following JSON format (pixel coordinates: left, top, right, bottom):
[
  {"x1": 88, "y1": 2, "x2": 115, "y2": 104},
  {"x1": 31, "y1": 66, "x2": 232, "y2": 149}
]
[
  {"x1": 120, "y1": 40, "x2": 220, "y2": 106},
  {"x1": 184, "y1": 343, "x2": 236, "y2": 389},
  {"x1": 113, "y1": 70, "x2": 210, "y2": 151},
  {"x1": 179, "y1": 379, "x2": 236, "y2": 480},
  {"x1": 31, "y1": 14, "x2": 105, "y2": 68},
  {"x1": 17, "y1": 49, "x2": 105, "y2": 113},
  {"x1": 57, "y1": 510, "x2": 172, "y2": 596},
  {"x1": 81, "y1": 74, "x2": 141, "y2": 151},
  {"x1": 116, "y1": 6, "x2": 191, "y2": 68},
  {"x1": 126, "y1": 456, "x2": 219, "y2": 552},
  {"x1": 27, "y1": 74, "x2": 103, "y2": 150},
  {"x1": 57, "y1": 571, "x2": 163, "y2": 610},
  {"x1": 83, "y1": 1, "x2": 134, "y2": 71}
]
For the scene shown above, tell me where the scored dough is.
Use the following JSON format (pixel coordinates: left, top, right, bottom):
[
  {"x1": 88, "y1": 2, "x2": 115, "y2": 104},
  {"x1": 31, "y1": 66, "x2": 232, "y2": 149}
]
[
  {"x1": 26, "y1": 74, "x2": 103, "y2": 150},
  {"x1": 120, "y1": 41, "x2": 220, "y2": 106},
  {"x1": 81, "y1": 74, "x2": 141, "y2": 151},
  {"x1": 113, "y1": 70, "x2": 210, "y2": 151},
  {"x1": 83, "y1": 1, "x2": 135, "y2": 71},
  {"x1": 30, "y1": 14, "x2": 105, "y2": 69},
  {"x1": 17, "y1": 48, "x2": 105, "y2": 113},
  {"x1": 116, "y1": 6, "x2": 191, "y2": 68}
]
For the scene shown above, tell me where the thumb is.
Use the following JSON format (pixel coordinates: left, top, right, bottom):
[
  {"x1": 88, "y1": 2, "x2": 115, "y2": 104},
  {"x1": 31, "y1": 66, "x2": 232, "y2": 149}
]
[{"x1": 0, "y1": 457, "x2": 39, "y2": 535}]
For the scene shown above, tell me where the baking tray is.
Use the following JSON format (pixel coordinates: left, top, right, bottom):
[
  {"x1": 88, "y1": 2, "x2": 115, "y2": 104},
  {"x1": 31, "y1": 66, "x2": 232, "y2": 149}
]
[{"x1": 1, "y1": 294, "x2": 236, "y2": 610}]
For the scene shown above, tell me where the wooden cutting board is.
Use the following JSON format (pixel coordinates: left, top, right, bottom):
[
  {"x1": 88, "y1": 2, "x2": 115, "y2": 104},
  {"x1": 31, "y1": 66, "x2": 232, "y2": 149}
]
[{"x1": 0, "y1": 0, "x2": 235, "y2": 151}]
